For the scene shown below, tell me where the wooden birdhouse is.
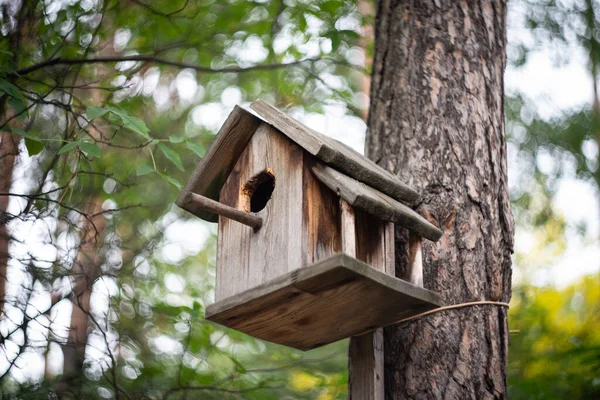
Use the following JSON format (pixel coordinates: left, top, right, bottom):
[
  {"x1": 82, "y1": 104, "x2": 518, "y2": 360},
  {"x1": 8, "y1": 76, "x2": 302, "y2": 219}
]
[{"x1": 176, "y1": 100, "x2": 442, "y2": 351}]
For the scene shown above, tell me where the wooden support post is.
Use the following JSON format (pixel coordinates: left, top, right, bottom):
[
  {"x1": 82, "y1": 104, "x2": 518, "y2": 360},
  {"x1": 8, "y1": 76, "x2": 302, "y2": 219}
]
[
  {"x1": 346, "y1": 201, "x2": 395, "y2": 400},
  {"x1": 181, "y1": 192, "x2": 263, "y2": 231},
  {"x1": 408, "y1": 233, "x2": 423, "y2": 287}
]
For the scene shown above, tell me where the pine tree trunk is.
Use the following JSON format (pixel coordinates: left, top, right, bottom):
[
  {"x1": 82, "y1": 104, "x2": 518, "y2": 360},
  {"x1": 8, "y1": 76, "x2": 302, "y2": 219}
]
[{"x1": 364, "y1": 1, "x2": 514, "y2": 398}]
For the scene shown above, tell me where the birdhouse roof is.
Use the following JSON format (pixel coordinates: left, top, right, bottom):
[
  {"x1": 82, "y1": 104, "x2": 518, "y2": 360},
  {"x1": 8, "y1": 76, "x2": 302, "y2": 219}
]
[
  {"x1": 177, "y1": 100, "x2": 422, "y2": 223},
  {"x1": 311, "y1": 163, "x2": 441, "y2": 241}
]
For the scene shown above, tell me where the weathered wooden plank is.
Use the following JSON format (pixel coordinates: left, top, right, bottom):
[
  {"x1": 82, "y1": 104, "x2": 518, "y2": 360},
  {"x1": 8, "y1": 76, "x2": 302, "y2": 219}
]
[
  {"x1": 311, "y1": 162, "x2": 442, "y2": 241},
  {"x1": 205, "y1": 253, "x2": 440, "y2": 351},
  {"x1": 355, "y1": 209, "x2": 385, "y2": 269},
  {"x1": 349, "y1": 332, "x2": 384, "y2": 400},
  {"x1": 180, "y1": 192, "x2": 262, "y2": 230},
  {"x1": 250, "y1": 99, "x2": 420, "y2": 204},
  {"x1": 340, "y1": 199, "x2": 356, "y2": 257},
  {"x1": 408, "y1": 233, "x2": 424, "y2": 287},
  {"x1": 301, "y1": 155, "x2": 342, "y2": 266},
  {"x1": 383, "y1": 222, "x2": 395, "y2": 276},
  {"x1": 176, "y1": 106, "x2": 261, "y2": 222},
  {"x1": 350, "y1": 211, "x2": 395, "y2": 400},
  {"x1": 216, "y1": 123, "x2": 304, "y2": 302}
]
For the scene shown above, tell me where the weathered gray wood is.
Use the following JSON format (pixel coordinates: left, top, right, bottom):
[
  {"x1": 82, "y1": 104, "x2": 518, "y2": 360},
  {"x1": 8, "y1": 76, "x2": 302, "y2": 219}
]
[
  {"x1": 408, "y1": 233, "x2": 424, "y2": 287},
  {"x1": 311, "y1": 162, "x2": 442, "y2": 242},
  {"x1": 250, "y1": 99, "x2": 420, "y2": 204},
  {"x1": 181, "y1": 192, "x2": 262, "y2": 231},
  {"x1": 176, "y1": 106, "x2": 261, "y2": 222},
  {"x1": 205, "y1": 253, "x2": 440, "y2": 351},
  {"x1": 301, "y1": 154, "x2": 342, "y2": 266},
  {"x1": 349, "y1": 211, "x2": 396, "y2": 400},
  {"x1": 216, "y1": 123, "x2": 304, "y2": 302},
  {"x1": 384, "y1": 222, "x2": 395, "y2": 276},
  {"x1": 340, "y1": 199, "x2": 356, "y2": 257},
  {"x1": 349, "y1": 332, "x2": 384, "y2": 400}
]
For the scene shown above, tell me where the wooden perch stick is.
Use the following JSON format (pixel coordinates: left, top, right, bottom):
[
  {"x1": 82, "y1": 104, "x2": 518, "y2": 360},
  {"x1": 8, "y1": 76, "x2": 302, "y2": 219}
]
[{"x1": 181, "y1": 192, "x2": 263, "y2": 231}]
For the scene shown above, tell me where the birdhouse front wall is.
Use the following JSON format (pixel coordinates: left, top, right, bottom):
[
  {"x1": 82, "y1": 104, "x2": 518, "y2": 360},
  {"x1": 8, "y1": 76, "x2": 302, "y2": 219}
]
[{"x1": 215, "y1": 122, "x2": 342, "y2": 302}]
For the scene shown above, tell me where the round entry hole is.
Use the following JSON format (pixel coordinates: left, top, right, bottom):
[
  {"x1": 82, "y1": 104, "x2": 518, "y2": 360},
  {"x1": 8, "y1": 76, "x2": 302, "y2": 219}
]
[{"x1": 243, "y1": 170, "x2": 275, "y2": 213}]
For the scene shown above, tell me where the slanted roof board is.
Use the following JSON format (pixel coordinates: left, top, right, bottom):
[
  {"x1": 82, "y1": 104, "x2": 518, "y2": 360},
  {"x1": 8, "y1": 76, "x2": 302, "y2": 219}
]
[
  {"x1": 176, "y1": 106, "x2": 261, "y2": 222},
  {"x1": 178, "y1": 101, "x2": 422, "y2": 222},
  {"x1": 311, "y1": 163, "x2": 442, "y2": 242},
  {"x1": 249, "y1": 99, "x2": 420, "y2": 204}
]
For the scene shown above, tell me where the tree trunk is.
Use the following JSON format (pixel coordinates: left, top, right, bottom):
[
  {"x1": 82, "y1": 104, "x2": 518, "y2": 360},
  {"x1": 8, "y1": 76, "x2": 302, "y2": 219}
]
[
  {"x1": 364, "y1": 1, "x2": 514, "y2": 399},
  {"x1": 60, "y1": 198, "x2": 105, "y2": 387},
  {"x1": 0, "y1": 130, "x2": 20, "y2": 315}
]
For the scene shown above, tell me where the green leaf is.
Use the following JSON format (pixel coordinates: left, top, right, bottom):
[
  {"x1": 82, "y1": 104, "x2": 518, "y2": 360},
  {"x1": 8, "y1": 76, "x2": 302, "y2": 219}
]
[
  {"x1": 121, "y1": 114, "x2": 149, "y2": 137},
  {"x1": 57, "y1": 141, "x2": 81, "y2": 155},
  {"x1": 137, "y1": 165, "x2": 155, "y2": 176},
  {"x1": 160, "y1": 173, "x2": 182, "y2": 189},
  {"x1": 169, "y1": 135, "x2": 184, "y2": 143},
  {"x1": 10, "y1": 128, "x2": 43, "y2": 155},
  {"x1": 9, "y1": 127, "x2": 29, "y2": 137},
  {"x1": 86, "y1": 106, "x2": 108, "y2": 120},
  {"x1": 24, "y1": 137, "x2": 44, "y2": 156},
  {"x1": 338, "y1": 29, "x2": 360, "y2": 40},
  {"x1": 185, "y1": 140, "x2": 205, "y2": 157},
  {"x1": 79, "y1": 142, "x2": 101, "y2": 157},
  {"x1": 158, "y1": 143, "x2": 184, "y2": 171},
  {"x1": 107, "y1": 107, "x2": 149, "y2": 138},
  {"x1": 0, "y1": 78, "x2": 26, "y2": 102},
  {"x1": 229, "y1": 356, "x2": 247, "y2": 374},
  {"x1": 325, "y1": 30, "x2": 341, "y2": 51}
]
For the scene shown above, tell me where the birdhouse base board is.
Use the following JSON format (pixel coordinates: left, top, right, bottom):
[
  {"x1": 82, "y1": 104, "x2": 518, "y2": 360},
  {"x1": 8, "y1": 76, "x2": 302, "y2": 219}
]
[{"x1": 205, "y1": 253, "x2": 441, "y2": 351}]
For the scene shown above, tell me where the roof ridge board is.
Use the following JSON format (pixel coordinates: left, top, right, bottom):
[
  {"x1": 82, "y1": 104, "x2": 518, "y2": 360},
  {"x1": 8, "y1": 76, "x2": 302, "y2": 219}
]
[{"x1": 250, "y1": 99, "x2": 420, "y2": 204}]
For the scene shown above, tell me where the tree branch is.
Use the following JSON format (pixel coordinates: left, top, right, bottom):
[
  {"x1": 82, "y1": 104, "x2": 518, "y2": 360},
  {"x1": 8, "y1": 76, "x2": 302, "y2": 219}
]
[{"x1": 15, "y1": 55, "x2": 327, "y2": 76}]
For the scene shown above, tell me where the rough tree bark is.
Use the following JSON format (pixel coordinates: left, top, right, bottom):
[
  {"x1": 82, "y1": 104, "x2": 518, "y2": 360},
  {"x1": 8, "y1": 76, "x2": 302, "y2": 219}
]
[{"x1": 364, "y1": 1, "x2": 514, "y2": 399}]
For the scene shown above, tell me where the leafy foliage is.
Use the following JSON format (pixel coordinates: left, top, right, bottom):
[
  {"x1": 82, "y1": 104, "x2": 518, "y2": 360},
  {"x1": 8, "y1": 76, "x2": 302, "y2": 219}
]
[
  {"x1": 509, "y1": 276, "x2": 600, "y2": 399},
  {"x1": 0, "y1": 0, "x2": 364, "y2": 397},
  {"x1": 0, "y1": 0, "x2": 597, "y2": 399}
]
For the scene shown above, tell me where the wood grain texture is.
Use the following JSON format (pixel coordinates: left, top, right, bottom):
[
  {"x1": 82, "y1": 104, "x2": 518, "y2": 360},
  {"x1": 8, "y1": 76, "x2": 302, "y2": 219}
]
[
  {"x1": 181, "y1": 192, "x2": 262, "y2": 230},
  {"x1": 176, "y1": 106, "x2": 260, "y2": 222},
  {"x1": 311, "y1": 162, "x2": 442, "y2": 242},
  {"x1": 250, "y1": 99, "x2": 420, "y2": 204},
  {"x1": 216, "y1": 122, "x2": 304, "y2": 301},
  {"x1": 301, "y1": 154, "x2": 342, "y2": 266},
  {"x1": 340, "y1": 199, "x2": 356, "y2": 257},
  {"x1": 407, "y1": 234, "x2": 423, "y2": 287},
  {"x1": 349, "y1": 331, "x2": 384, "y2": 400},
  {"x1": 205, "y1": 253, "x2": 440, "y2": 351},
  {"x1": 349, "y1": 212, "x2": 396, "y2": 400}
]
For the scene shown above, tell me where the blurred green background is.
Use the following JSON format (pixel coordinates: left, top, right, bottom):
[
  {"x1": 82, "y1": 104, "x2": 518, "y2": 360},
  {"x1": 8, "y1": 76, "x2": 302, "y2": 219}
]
[{"x1": 0, "y1": 0, "x2": 598, "y2": 398}]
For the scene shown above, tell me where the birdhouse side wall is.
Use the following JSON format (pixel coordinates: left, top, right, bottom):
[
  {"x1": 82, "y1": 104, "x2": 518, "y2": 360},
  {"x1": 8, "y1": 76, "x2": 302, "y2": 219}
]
[
  {"x1": 216, "y1": 123, "x2": 304, "y2": 302},
  {"x1": 301, "y1": 153, "x2": 342, "y2": 266},
  {"x1": 355, "y1": 209, "x2": 393, "y2": 273}
]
